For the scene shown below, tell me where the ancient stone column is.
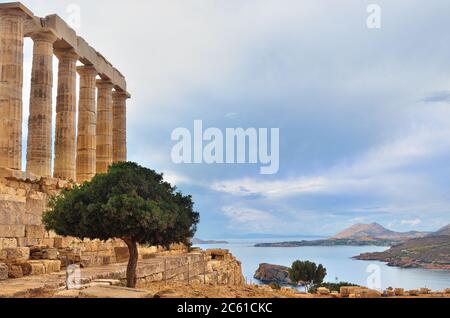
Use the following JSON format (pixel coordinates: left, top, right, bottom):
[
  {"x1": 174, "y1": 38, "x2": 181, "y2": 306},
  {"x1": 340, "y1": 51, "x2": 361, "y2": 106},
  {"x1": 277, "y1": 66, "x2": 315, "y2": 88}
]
[
  {"x1": 53, "y1": 49, "x2": 79, "y2": 181},
  {"x1": 76, "y1": 65, "x2": 98, "y2": 183},
  {"x1": 0, "y1": 10, "x2": 27, "y2": 170},
  {"x1": 112, "y1": 90, "x2": 128, "y2": 163},
  {"x1": 26, "y1": 32, "x2": 58, "y2": 177},
  {"x1": 96, "y1": 80, "x2": 114, "y2": 174}
]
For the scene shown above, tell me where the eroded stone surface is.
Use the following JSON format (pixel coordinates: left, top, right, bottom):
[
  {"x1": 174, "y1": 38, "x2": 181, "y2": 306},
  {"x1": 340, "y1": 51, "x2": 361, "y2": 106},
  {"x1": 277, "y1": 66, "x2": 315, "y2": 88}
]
[
  {"x1": 26, "y1": 32, "x2": 57, "y2": 177},
  {"x1": 76, "y1": 65, "x2": 97, "y2": 183},
  {"x1": 0, "y1": 9, "x2": 26, "y2": 170},
  {"x1": 79, "y1": 285, "x2": 153, "y2": 298},
  {"x1": 53, "y1": 49, "x2": 78, "y2": 181},
  {"x1": 96, "y1": 80, "x2": 114, "y2": 174}
]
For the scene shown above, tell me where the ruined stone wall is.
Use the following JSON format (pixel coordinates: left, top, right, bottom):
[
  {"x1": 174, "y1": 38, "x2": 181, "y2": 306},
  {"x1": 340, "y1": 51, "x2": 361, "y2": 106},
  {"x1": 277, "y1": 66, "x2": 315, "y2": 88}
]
[
  {"x1": 0, "y1": 167, "x2": 188, "y2": 281},
  {"x1": 135, "y1": 249, "x2": 245, "y2": 288},
  {"x1": 0, "y1": 168, "x2": 63, "y2": 248}
]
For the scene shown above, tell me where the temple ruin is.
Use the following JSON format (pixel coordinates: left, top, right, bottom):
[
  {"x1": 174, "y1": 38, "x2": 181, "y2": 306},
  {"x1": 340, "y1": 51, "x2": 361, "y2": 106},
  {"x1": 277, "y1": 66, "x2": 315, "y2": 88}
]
[
  {"x1": 0, "y1": 2, "x2": 130, "y2": 182},
  {"x1": 0, "y1": 2, "x2": 137, "y2": 279}
]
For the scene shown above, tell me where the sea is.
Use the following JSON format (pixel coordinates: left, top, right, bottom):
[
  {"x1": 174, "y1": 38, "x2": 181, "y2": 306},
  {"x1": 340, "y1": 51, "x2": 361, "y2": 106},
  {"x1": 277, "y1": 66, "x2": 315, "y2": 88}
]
[{"x1": 194, "y1": 237, "x2": 450, "y2": 291}]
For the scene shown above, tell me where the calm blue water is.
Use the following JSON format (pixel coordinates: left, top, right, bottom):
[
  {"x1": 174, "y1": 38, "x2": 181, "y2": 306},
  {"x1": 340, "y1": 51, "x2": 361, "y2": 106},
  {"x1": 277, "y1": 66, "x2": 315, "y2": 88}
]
[{"x1": 196, "y1": 238, "x2": 450, "y2": 291}]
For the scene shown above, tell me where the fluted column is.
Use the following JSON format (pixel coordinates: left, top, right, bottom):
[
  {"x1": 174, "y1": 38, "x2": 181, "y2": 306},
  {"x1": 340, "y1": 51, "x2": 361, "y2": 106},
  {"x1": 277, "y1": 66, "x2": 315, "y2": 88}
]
[
  {"x1": 0, "y1": 10, "x2": 27, "y2": 170},
  {"x1": 96, "y1": 80, "x2": 113, "y2": 174},
  {"x1": 26, "y1": 32, "x2": 57, "y2": 177},
  {"x1": 76, "y1": 65, "x2": 97, "y2": 183},
  {"x1": 53, "y1": 49, "x2": 79, "y2": 181},
  {"x1": 112, "y1": 91, "x2": 128, "y2": 163}
]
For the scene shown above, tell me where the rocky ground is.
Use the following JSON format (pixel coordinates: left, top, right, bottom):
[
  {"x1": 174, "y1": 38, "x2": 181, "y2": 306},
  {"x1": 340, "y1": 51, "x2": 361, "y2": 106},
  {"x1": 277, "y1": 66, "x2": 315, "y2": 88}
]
[
  {"x1": 45, "y1": 282, "x2": 310, "y2": 299},
  {"x1": 31, "y1": 282, "x2": 450, "y2": 299}
]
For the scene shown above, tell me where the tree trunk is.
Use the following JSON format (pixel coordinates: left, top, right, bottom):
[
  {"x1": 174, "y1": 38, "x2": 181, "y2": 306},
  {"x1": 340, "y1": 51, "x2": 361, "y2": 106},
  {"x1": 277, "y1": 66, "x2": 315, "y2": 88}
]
[{"x1": 122, "y1": 237, "x2": 139, "y2": 288}]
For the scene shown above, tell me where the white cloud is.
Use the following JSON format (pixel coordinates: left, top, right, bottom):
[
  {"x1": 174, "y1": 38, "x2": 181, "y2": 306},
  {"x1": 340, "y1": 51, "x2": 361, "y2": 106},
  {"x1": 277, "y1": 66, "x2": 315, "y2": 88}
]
[
  {"x1": 401, "y1": 218, "x2": 422, "y2": 227},
  {"x1": 221, "y1": 205, "x2": 277, "y2": 232},
  {"x1": 212, "y1": 121, "x2": 450, "y2": 202},
  {"x1": 162, "y1": 171, "x2": 192, "y2": 186}
]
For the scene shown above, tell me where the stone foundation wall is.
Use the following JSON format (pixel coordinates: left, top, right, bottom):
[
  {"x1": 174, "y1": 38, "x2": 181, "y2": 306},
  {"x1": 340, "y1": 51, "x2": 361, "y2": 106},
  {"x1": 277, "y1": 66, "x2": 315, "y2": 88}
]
[
  {"x1": 129, "y1": 249, "x2": 245, "y2": 288},
  {"x1": 0, "y1": 168, "x2": 188, "y2": 281}
]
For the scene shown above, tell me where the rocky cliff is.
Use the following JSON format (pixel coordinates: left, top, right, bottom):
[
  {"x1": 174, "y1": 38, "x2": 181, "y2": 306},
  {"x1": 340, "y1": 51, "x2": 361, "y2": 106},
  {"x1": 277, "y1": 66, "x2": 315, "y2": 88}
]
[
  {"x1": 354, "y1": 235, "x2": 450, "y2": 270},
  {"x1": 254, "y1": 263, "x2": 292, "y2": 285}
]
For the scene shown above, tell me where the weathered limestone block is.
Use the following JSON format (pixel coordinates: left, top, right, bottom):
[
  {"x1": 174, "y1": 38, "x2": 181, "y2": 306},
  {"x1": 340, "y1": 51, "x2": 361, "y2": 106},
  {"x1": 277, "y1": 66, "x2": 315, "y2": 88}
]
[
  {"x1": 21, "y1": 213, "x2": 42, "y2": 226},
  {"x1": 408, "y1": 289, "x2": 420, "y2": 296},
  {"x1": 0, "y1": 225, "x2": 25, "y2": 238},
  {"x1": 353, "y1": 288, "x2": 382, "y2": 298},
  {"x1": 54, "y1": 237, "x2": 80, "y2": 248},
  {"x1": 26, "y1": 261, "x2": 45, "y2": 275},
  {"x1": 420, "y1": 288, "x2": 431, "y2": 295},
  {"x1": 0, "y1": 262, "x2": 8, "y2": 280},
  {"x1": 0, "y1": 247, "x2": 30, "y2": 262},
  {"x1": 30, "y1": 246, "x2": 59, "y2": 260},
  {"x1": 28, "y1": 259, "x2": 61, "y2": 274},
  {"x1": 16, "y1": 237, "x2": 39, "y2": 247},
  {"x1": 26, "y1": 31, "x2": 58, "y2": 177},
  {"x1": 0, "y1": 203, "x2": 24, "y2": 224},
  {"x1": 25, "y1": 224, "x2": 45, "y2": 239},
  {"x1": 58, "y1": 248, "x2": 82, "y2": 267},
  {"x1": 394, "y1": 288, "x2": 405, "y2": 296},
  {"x1": 340, "y1": 286, "x2": 363, "y2": 297},
  {"x1": 7, "y1": 264, "x2": 23, "y2": 278},
  {"x1": 53, "y1": 49, "x2": 79, "y2": 181},
  {"x1": 25, "y1": 191, "x2": 47, "y2": 216},
  {"x1": 0, "y1": 238, "x2": 17, "y2": 249},
  {"x1": 17, "y1": 261, "x2": 32, "y2": 276},
  {"x1": 40, "y1": 238, "x2": 55, "y2": 248}
]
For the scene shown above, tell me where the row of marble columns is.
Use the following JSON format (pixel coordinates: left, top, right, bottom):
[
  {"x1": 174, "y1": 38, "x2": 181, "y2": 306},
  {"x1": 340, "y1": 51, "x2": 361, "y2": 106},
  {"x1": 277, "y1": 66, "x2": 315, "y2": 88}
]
[{"x1": 0, "y1": 10, "x2": 128, "y2": 183}]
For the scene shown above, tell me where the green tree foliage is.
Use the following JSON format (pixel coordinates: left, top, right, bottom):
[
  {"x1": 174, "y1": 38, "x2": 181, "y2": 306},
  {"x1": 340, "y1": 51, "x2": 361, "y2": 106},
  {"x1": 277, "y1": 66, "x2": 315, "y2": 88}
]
[
  {"x1": 288, "y1": 260, "x2": 327, "y2": 292},
  {"x1": 43, "y1": 162, "x2": 200, "y2": 287}
]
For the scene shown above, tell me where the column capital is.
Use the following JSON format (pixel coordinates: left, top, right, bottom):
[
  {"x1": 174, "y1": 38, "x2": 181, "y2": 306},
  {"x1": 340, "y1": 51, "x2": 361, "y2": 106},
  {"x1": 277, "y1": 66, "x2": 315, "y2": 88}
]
[
  {"x1": 112, "y1": 90, "x2": 131, "y2": 100},
  {"x1": 77, "y1": 65, "x2": 98, "y2": 77},
  {"x1": 54, "y1": 48, "x2": 79, "y2": 61},
  {"x1": 30, "y1": 31, "x2": 58, "y2": 43},
  {"x1": 96, "y1": 79, "x2": 114, "y2": 90}
]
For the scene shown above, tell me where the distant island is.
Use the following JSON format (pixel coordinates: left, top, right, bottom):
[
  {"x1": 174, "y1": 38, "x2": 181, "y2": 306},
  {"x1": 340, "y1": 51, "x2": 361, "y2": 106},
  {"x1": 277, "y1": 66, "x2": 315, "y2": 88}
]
[
  {"x1": 192, "y1": 238, "x2": 229, "y2": 245},
  {"x1": 255, "y1": 223, "x2": 429, "y2": 247},
  {"x1": 255, "y1": 238, "x2": 396, "y2": 247},
  {"x1": 355, "y1": 225, "x2": 450, "y2": 270}
]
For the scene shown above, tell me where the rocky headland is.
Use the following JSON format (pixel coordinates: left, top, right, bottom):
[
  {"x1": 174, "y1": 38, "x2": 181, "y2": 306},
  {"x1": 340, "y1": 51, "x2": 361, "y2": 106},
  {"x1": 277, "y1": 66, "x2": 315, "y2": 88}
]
[
  {"x1": 354, "y1": 234, "x2": 450, "y2": 270},
  {"x1": 192, "y1": 238, "x2": 229, "y2": 245},
  {"x1": 253, "y1": 263, "x2": 292, "y2": 285}
]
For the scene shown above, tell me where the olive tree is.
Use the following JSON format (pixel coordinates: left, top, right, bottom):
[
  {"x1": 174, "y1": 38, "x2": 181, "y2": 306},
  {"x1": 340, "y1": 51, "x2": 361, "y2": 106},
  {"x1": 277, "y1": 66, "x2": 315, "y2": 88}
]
[{"x1": 43, "y1": 162, "x2": 200, "y2": 288}]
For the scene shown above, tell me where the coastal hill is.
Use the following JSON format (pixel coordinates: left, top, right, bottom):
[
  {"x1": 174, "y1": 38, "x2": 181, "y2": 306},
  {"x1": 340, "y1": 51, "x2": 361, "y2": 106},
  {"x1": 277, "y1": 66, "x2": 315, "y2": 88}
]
[
  {"x1": 192, "y1": 238, "x2": 229, "y2": 245},
  {"x1": 430, "y1": 224, "x2": 450, "y2": 236},
  {"x1": 255, "y1": 223, "x2": 428, "y2": 247},
  {"x1": 332, "y1": 223, "x2": 428, "y2": 241},
  {"x1": 354, "y1": 224, "x2": 450, "y2": 270}
]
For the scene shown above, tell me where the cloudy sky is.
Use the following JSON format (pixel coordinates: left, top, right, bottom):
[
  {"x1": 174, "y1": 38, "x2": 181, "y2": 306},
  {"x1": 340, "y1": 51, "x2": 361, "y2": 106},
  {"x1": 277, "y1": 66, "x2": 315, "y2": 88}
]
[{"x1": 18, "y1": 0, "x2": 450, "y2": 238}]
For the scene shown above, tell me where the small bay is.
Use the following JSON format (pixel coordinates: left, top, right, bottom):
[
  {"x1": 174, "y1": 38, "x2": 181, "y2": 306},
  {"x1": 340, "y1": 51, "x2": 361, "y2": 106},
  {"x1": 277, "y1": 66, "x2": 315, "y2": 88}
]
[{"x1": 196, "y1": 237, "x2": 450, "y2": 291}]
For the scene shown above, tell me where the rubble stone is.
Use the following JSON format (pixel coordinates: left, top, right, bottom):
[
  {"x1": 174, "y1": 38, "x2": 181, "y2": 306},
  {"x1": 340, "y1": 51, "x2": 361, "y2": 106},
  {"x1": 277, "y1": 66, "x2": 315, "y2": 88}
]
[{"x1": 0, "y1": 263, "x2": 8, "y2": 280}]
